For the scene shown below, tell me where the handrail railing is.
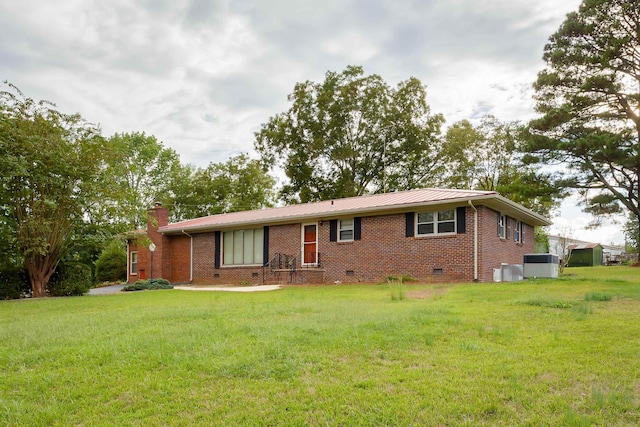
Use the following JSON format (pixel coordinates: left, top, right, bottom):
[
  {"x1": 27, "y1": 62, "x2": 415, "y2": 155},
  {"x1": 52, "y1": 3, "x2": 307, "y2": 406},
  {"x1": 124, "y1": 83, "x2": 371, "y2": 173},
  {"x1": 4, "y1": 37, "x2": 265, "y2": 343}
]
[{"x1": 263, "y1": 252, "x2": 323, "y2": 284}]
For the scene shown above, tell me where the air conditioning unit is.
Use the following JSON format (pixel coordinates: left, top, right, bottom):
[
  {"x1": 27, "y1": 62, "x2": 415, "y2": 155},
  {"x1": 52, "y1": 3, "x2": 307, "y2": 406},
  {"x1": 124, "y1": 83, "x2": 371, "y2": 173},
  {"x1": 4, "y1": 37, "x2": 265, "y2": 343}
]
[
  {"x1": 502, "y1": 263, "x2": 523, "y2": 282},
  {"x1": 523, "y1": 254, "x2": 559, "y2": 278}
]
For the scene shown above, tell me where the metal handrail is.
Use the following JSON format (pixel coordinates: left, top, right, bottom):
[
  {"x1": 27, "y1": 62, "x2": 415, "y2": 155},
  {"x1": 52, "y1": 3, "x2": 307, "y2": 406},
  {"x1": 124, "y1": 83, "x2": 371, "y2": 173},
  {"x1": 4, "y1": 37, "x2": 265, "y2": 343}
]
[{"x1": 262, "y1": 252, "x2": 323, "y2": 284}]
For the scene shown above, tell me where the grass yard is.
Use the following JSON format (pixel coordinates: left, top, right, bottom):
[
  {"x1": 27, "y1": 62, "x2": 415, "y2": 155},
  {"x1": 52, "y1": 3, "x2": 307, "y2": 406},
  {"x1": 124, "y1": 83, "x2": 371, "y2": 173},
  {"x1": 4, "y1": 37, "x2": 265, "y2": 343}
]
[{"x1": 1, "y1": 267, "x2": 640, "y2": 426}]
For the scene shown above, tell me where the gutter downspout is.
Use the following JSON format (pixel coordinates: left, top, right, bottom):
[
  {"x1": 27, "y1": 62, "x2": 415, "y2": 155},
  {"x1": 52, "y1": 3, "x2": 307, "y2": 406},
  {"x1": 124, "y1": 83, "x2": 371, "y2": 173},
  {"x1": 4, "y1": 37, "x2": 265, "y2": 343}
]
[
  {"x1": 181, "y1": 230, "x2": 193, "y2": 282},
  {"x1": 468, "y1": 200, "x2": 479, "y2": 282}
]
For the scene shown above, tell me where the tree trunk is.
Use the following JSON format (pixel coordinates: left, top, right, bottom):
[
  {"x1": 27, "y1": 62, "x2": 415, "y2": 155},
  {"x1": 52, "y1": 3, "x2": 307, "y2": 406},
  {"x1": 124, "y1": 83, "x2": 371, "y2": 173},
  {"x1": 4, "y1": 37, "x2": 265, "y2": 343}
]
[
  {"x1": 30, "y1": 270, "x2": 47, "y2": 298},
  {"x1": 32, "y1": 278, "x2": 46, "y2": 298},
  {"x1": 26, "y1": 257, "x2": 56, "y2": 298}
]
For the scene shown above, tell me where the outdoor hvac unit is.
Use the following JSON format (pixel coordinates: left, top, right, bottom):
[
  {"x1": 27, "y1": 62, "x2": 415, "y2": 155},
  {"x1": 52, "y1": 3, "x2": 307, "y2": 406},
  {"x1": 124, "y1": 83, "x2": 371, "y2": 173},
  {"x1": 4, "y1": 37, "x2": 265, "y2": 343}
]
[
  {"x1": 493, "y1": 263, "x2": 524, "y2": 282},
  {"x1": 523, "y1": 254, "x2": 559, "y2": 278}
]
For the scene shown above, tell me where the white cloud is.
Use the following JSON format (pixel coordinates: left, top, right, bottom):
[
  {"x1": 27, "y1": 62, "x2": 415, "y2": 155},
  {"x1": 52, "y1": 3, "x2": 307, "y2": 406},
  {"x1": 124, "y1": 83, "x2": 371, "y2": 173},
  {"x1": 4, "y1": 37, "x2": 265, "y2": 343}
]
[
  {"x1": 2, "y1": 0, "x2": 624, "y2": 246},
  {"x1": 549, "y1": 194, "x2": 626, "y2": 246}
]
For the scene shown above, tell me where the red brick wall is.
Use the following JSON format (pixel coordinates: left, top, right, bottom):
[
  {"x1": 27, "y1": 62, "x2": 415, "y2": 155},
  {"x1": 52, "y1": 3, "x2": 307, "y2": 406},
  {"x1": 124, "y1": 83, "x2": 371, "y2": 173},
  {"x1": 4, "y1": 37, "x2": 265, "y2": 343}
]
[
  {"x1": 188, "y1": 225, "x2": 303, "y2": 285},
  {"x1": 268, "y1": 224, "x2": 301, "y2": 259},
  {"x1": 168, "y1": 235, "x2": 191, "y2": 283},
  {"x1": 320, "y1": 212, "x2": 475, "y2": 283},
  {"x1": 192, "y1": 232, "x2": 216, "y2": 282},
  {"x1": 133, "y1": 204, "x2": 538, "y2": 285},
  {"x1": 477, "y1": 206, "x2": 535, "y2": 281},
  {"x1": 185, "y1": 209, "x2": 477, "y2": 285},
  {"x1": 145, "y1": 206, "x2": 171, "y2": 280}
]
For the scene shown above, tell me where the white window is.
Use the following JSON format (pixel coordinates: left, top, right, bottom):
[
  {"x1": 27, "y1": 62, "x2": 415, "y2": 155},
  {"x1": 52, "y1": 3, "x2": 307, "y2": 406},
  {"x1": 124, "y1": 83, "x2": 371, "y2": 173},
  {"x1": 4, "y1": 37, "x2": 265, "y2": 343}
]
[
  {"x1": 130, "y1": 251, "x2": 138, "y2": 275},
  {"x1": 497, "y1": 213, "x2": 505, "y2": 238},
  {"x1": 416, "y1": 209, "x2": 456, "y2": 236},
  {"x1": 338, "y1": 219, "x2": 354, "y2": 241},
  {"x1": 514, "y1": 220, "x2": 521, "y2": 243},
  {"x1": 222, "y1": 228, "x2": 264, "y2": 266}
]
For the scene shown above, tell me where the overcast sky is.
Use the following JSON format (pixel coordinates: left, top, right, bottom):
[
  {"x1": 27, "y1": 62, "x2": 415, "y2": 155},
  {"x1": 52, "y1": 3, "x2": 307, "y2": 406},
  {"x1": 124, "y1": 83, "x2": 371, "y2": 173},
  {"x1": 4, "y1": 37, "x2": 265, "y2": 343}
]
[{"x1": 0, "y1": 0, "x2": 625, "y2": 244}]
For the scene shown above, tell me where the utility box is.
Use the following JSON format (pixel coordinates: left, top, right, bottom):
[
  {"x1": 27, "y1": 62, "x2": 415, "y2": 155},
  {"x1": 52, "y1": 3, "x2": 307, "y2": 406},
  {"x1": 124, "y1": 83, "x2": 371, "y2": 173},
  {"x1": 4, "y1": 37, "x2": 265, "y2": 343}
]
[
  {"x1": 523, "y1": 254, "x2": 559, "y2": 278},
  {"x1": 501, "y1": 263, "x2": 523, "y2": 282},
  {"x1": 494, "y1": 263, "x2": 523, "y2": 282}
]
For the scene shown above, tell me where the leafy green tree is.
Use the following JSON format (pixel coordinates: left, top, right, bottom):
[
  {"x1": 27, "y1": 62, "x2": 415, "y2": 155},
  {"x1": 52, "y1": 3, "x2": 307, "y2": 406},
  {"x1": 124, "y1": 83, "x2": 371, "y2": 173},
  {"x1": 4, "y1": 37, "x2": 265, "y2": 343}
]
[
  {"x1": 0, "y1": 83, "x2": 108, "y2": 297},
  {"x1": 169, "y1": 154, "x2": 276, "y2": 221},
  {"x1": 104, "y1": 132, "x2": 184, "y2": 229},
  {"x1": 255, "y1": 65, "x2": 444, "y2": 203},
  {"x1": 95, "y1": 239, "x2": 127, "y2": 283},
  {"x1": 442, "y1": 116, "x2": 563, "y2": 216},
  {"x1": 525, "y1": 0, "x2": 640, "y2": 239}
]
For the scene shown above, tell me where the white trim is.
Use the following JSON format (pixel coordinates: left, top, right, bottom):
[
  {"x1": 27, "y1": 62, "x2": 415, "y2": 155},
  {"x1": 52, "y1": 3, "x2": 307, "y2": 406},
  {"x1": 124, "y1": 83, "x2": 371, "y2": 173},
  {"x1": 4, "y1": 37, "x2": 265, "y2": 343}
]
[
  {"x1": 129, "y1": 250, "x2": 138, "y2": 276},
  {"x1": 497, "y1": 212, "x2": 506, "y2": 239},
  {"x1": 468, "y1": 200, "x2": 478, "y2": 282},
  {"x1": 221, "y1": 228, "x2": 264, "y2": 266},
  {"x1": 301, "y1": 222, "x2": 318, "y2": 266},
  {"x1": 220, "y1": 264, "x2": 264, "y2": 268},
  {"x1": 415, "y1": 209, "x2": 456, "y2": 237},
  {"x1": 181, "y1": 230, "x2": 193, "y2": 282},
  {"x1": 337, "y1": 218, "x2": 354, "y2": 242}
]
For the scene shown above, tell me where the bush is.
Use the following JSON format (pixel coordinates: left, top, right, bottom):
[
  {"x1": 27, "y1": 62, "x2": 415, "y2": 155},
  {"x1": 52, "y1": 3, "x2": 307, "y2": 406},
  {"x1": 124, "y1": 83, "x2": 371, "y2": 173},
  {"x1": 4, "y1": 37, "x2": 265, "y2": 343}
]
[
  {"x1": 95, "y1": 240, "x2": 127, "y2": 283},
  {"x1": 48, "y1": 263, "x2": 93, "y2": 296},
  {"x1": 0, "y1": 267, "x2": 30, "y2": 300},
  {"x1": 122, "y1": 278, "x2": 173, "y2": 292}
]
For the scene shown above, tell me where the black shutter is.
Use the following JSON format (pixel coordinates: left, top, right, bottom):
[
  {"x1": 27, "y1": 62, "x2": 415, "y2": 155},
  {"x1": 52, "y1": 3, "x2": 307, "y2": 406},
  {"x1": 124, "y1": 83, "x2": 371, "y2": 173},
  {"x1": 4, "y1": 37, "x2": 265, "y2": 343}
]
[
  {"x1": 354, "y1": 217, "x2": 362, "y2": 240},
  {"x1": 405, "y1": 212, "x2": 415, "y2": 237},
  {"x1": 214, "y1": 231, "x2": 221, "y2": 269},
  {"x1": 263, "y1": 226, "x2": 269, "y2": 266},
  {"x1": 329, "y1": 220, "x2": 338, "y2": 242},
  {"x1": 456, "y1": 207, "x2": 466, "y2": 234}
]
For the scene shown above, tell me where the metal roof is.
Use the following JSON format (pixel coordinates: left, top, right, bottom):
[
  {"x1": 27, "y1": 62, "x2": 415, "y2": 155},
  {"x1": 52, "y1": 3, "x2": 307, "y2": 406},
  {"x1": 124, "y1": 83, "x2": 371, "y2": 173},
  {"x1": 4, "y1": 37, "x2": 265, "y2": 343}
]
[
  {"x1": 568, "y1": 243, "x2": 601, "y2": 250},
  {"x1": 159, "y1": 187, "x2": 551, "y2": 234}
]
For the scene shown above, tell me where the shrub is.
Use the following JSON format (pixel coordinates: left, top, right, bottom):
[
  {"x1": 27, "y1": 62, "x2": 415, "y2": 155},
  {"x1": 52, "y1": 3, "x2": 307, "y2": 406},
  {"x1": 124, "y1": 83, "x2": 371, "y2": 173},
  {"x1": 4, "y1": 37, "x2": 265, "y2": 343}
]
[
  {"x1": 122, "y1": 278, "x2": 173, "y2": 292},
  {"x1": 48, "y1": 263, "x2": 93, "y2": 296},
  {"x1": 95, "y1": 240, "x2": 127, "y2": 283},
  {"x1": 0, "y1": 267, "x2": 30, "y2": 299}
]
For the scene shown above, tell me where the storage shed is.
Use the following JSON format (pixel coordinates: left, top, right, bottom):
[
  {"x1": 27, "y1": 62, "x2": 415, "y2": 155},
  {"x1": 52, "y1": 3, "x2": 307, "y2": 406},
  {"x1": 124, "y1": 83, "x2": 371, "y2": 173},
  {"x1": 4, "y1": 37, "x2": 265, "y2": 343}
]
[{"x1": 567, "y1": 243, "x2": 603, "y2": 267}]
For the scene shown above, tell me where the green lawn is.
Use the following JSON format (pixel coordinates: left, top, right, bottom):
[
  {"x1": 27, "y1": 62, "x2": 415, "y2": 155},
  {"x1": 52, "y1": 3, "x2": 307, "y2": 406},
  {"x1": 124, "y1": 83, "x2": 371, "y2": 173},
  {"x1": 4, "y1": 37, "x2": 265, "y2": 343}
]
[{"x1": 1, "y1": 267, "x2": 639, "y2": 426}]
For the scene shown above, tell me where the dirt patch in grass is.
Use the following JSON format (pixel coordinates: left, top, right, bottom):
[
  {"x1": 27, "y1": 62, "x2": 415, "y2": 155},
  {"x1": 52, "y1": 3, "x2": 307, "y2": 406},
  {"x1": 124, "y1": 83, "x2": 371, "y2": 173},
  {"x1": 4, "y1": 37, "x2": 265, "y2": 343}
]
[{"x1": 405, "y1": 285, "x2": 453, "y2": 300}]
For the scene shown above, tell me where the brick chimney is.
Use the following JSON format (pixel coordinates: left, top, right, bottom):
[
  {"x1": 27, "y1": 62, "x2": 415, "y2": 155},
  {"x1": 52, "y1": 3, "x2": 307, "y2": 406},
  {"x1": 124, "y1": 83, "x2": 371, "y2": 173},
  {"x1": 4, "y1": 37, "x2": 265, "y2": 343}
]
[
  {"x1": 147, "y1": 201, "x2": 168, "y2": 228},
  {"x1": 146, "y1": 202, "x2": 170, "y2": 280}
]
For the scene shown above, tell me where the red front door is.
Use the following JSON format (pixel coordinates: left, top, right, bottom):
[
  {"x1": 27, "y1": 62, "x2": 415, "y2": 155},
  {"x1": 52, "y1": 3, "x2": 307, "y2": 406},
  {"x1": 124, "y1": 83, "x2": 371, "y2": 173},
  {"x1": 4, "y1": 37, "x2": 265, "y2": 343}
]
[{"x1": 303, "y1": 224, "x2": 317, "y2": 265}]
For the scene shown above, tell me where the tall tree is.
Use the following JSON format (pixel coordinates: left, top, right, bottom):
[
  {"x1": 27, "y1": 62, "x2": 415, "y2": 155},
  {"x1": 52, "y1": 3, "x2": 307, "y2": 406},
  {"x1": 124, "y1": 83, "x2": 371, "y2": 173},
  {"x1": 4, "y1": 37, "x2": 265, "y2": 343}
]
[
  {"x1": 525, "y1": 0, "x2": 640, "y2": 235},
  {"x1": 0, "y1": 83, "x2": 107, "y2": 297},
  {"x1": 255, "y1": 65, "x2": 444, "y2": 203},
  {"x1": 103, "y1": 132, "x2": 184, "y2": 229},
  {"x1": 442, "y1": 116, "x2": 563, "y2": 216},
  {"x1": 168, "y1": 154, "x2": 276, "y2": 221}
]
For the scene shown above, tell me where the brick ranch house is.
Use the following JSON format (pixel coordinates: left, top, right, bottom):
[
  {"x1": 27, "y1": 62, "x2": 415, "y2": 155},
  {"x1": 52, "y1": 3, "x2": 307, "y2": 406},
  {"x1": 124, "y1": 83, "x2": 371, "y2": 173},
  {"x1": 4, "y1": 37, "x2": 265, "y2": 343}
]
[{"x1": 126, "y1": 188, "x2": 551, "y2": 285}]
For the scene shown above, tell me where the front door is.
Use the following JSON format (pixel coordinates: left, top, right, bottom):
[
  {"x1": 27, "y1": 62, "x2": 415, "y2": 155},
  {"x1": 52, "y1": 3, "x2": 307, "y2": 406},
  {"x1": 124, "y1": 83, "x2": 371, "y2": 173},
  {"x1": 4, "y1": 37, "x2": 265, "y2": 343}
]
[{"x1": 302, "y1": 223, "x2": 317, "y2": 265}]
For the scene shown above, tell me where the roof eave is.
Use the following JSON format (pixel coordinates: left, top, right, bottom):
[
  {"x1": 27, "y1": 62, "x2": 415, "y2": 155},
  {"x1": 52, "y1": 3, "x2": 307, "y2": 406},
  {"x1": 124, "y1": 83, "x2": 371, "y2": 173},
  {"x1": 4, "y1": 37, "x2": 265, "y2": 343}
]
[
  {"x1": 479, "y1": 194, "x2": 551, "y2": 226},
  {"x1": 158, "y1": 193, "x2": 551, "y2": 234}
]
